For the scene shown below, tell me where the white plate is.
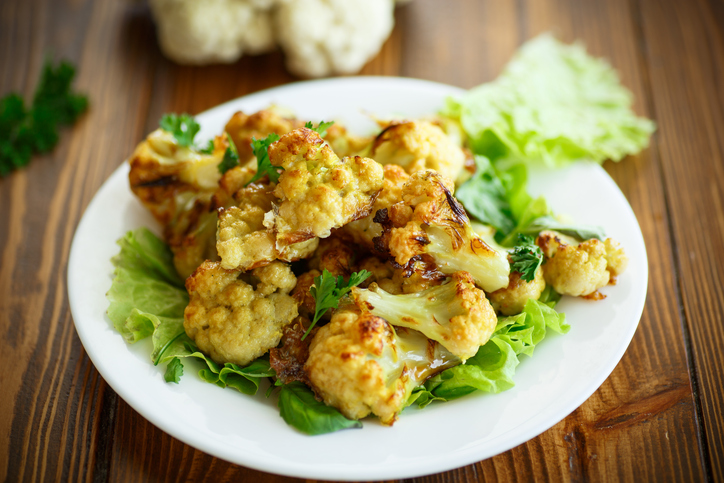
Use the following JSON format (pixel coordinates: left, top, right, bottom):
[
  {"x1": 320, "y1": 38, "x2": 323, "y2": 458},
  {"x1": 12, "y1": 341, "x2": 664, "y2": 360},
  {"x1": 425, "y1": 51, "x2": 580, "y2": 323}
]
[{"x1": 68, "y1": 77, "x2": 648, "y2": 481}]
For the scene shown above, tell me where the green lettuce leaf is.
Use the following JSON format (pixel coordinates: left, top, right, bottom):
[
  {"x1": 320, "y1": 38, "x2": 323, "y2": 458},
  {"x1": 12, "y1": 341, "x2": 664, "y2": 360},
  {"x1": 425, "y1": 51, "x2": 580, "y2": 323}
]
[
  {"x1": 106, "y1": 228, "x2": 188, "y2": 342},
  {"x1": 106, "y1": 228, "x2": 272, "y2": 395},
  {"x1": 413, "y1": 299, "x2": 569, "y2": 405},
  {"x1": 278, "y1": 382, "x2": 362, "y2": 435},
  {"x1": 455, "y1": 155, "x2": 516, "y2": 234},
  {"x1": 445, "y1": 33, "x2": 655, "y2": 167}
]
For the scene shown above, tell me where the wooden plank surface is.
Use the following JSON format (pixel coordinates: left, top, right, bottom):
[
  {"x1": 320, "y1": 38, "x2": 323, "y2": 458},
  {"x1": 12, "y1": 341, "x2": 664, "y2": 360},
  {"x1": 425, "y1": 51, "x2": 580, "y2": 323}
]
[{"x1": 0, "y1": 0, "x2": 720, "y2": 481}]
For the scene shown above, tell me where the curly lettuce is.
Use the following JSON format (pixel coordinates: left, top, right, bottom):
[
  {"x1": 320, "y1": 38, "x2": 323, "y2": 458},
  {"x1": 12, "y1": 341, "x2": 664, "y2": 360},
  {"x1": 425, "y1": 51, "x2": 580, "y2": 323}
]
[{"x1": 445, "y1": 33, "x2": 655, "y2": 167}]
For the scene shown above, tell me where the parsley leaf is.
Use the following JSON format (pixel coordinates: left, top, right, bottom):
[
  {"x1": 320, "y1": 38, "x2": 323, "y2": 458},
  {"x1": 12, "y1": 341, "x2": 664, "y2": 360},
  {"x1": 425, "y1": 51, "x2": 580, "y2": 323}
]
[
  {"x1": 164, "y1": 357, "x2": 184, "y2": 383},
  {"x1": 304, "y1": 120, "x2": 334, "y2": 138},
  {"x1": 509, "y1": 234, "x2": 544, "y2": 282},
  {"x1": 246, "y1": 133, "x2": 282, "y2": 185},
  {"x1": 303, "y1": 269, "x2": 371, "y2": 340},
  {"x1": 198, "y1": 139, "x2": 215, "y2": 154},
  {"x1": 217, "y1": 135, "x2": 240, "y2": 174},
  {"x1": 159, "y1": 113, "x2": 200, "y2": 147},
  {"x1": 1, "y1": 59, "x2": 88, "y2": 176}
]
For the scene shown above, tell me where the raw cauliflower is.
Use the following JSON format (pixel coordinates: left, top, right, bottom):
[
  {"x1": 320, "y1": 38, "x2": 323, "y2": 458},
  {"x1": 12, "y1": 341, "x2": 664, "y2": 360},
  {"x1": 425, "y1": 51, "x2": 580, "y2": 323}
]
[
  {"x1": 275, "y1": 0, "x2": 395, "y2": 77},
  {"x1": 149, "y1": 0, "x2": 278, "y2": 65},
  {"x1": 265, "y1": 127, "x2": 384, "y2": 246},
  {"x1": 536, "y1": 230, "x2": 628, "y2": 297},
  {"x1": 184, "y1": 260, "x2": 298, "y2": 366},
  {"x1": 305, "y1": 310, "x2": 458, "y2": 425},
  {"x1": 371, "y1": 120, "x2": 468, "y2": 184}
]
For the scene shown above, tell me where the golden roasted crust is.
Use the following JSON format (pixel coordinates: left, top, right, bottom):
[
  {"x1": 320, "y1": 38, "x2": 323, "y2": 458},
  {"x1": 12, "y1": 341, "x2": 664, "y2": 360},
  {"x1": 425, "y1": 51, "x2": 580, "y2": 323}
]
[
  {"x1": 536, "y1": 231, "x2": 612, "y2": 297},
  {"x1": 266, "y1": 128, "x2": 384, "y2": 246},
  {"x1": 184, "y1": 260, "x2": 298, "y2": 366},
  {"x1": 305, "y1": 311, "x2": 407, "y2": 425},
  {"x1": 371, "y1": 120, "x2": 467, "y2": 183},
  {"x1": 488, "y1": 264, "x2": 546, "y2": 316},
  {"x1": 224, "y1": 109, "x2": 304, "y2": 165}
]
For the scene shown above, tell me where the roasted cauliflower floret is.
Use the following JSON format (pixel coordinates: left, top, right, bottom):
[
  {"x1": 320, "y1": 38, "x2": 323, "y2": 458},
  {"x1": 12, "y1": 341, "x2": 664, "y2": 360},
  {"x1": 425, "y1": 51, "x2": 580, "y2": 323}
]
[
  {"x1": 371, "y1": 120, "x2": 467, "y2": 184},
  {"x1": 265, "y1": 127, "x2": 384, "y2": 245},
  {"x1": 305, "y1": 311, "x2": 458, "y2": 425},
  {"x1": 375, "y1": 170, "x2": 510, "y2": 292},
  {"x1": 488, "y1": 265, "x2": 546, "y2": 315},
  {"x1": 604, "y1": 238, "x2": 629, "y2": 278},
  {"x1": 307, "y1": 235, "x2": 357, "y2": 278},
  {"x1": 224, "y1": 109, "x2": 304, "y2": 167},
  {"x1": 341, "y1": 164, "x2": 409, "y2": 251},
  {"x1": 324, "y1": 122, "x2": 375, "y2": 158},
  {"x1": 129, "y1": 129, "x2": 228, "y2": 278},
  {"x1": 537, "y1": 230, "x2": 627, "y2": 297},
  {"x1": 184, "y1": 260, "x2": 298, "y2": 366},
  {"x1": 216, "y1": 182, "x2": 318, "y2": 270},
  {"x1": 352, "y1": 271, "x2": 497, "y2": 361}
]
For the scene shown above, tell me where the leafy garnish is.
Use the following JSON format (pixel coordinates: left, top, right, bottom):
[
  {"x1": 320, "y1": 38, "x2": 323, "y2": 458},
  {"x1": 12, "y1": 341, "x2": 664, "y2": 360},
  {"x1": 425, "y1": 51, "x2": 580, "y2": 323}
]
[
  {"x1": 159, "y1": 113, "x2": 200, "y2": 147},
  {"x1": 455, "y1": 155, "x2": 515, "y2": 234},
  {"x1": 510, "y1": 234, "x2": 544, "y2": 282},
  {"x1": 0, "y1": 59, "x2": 88, "y2": 176},
  {"x1": 411, "y1": 299, "x2": 568, "y2": 405},
  {"x1": 246, "y1": 133, "x2": 282, "y2": 185},
  {"x1": 305, "y1": 120, "x2": 334, "y2": 137},
  {"x1": 278, "y1": 382, "x2": 362, "y2": 435},
  {"x1": 107, "y1": 228, "x2": 274, "y2": 393},
  {"x1": 198, "y1": 139, "x2": 215, "y2": 154},
  {"x1": 217, "y1": 135, "x2": 240, "y2": 174},
  {"x1": 164, "y1": 357, "x2": 184, "y2": 383},
  {"x1": 444, "y1": 34, "x2": 655, "y2": 167},
  {"x1": 304, "y1": 269, "x2": 371, "y2": 340},
  {"x1": 520, "y1": 215, "x2": 605, "y2": 241}
]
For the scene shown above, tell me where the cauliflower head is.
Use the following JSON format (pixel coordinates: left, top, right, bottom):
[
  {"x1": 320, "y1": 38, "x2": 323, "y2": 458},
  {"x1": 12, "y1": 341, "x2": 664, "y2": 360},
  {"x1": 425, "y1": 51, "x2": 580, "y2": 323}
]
[
  {"x1": 184, "y1": 260, "x2": 298, "y2": 366},
  {"x1": 149, "y1": 0, "x2": 278, "y2": 65},
  {"x1": 488, "y1": 264, "x2": 546, "y2": 316},
  {"x1": 374, "y1": 170, "x2": 510, "y2": 292},
  {"x1": 305, "y1": 310, "x2": 458, "y2": 424},
  {"x1": 275, "y1": 0, "x2": 395, "y2": 78},
  {"x1": 216, "y1": 182, "x2": 319, "y2": 270},
  {"x1": 352, "y1": 271, "x2": 497, "y2": 361},
  {"x1": 536, "y1": 230, "x2": 628, "y2": 297},
  {"x1": 265, "y1": 127, "x2": 384, "y2": 245},
  {"x1": 371, "y1": 120, "x2": 468, "y2": 184}
]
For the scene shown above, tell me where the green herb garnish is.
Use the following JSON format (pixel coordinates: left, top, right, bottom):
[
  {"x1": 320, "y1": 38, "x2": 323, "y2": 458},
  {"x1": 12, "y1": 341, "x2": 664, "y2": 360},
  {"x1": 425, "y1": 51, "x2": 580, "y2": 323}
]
[
  {"x1": 1, "y1": 59, "x2": 88, "y2": 176},
  {"x1": 246, "y1": 133, "x2": 282, "y2": 184},
  {"x1": 217, "y1": 135, "x2": 240, "y2": 174},
  {"x1": 305, "y1": 120, "x2": 334, "y2": 137},
  {"x1": 304, "y1": 269, "x2": 371, "y2": 340},
  {"x1": 159, "y1": 113, "x2": 200, "y2": 147},
  {"x1": 509, "y1": 234, "x2": 544, "y2": 282}
]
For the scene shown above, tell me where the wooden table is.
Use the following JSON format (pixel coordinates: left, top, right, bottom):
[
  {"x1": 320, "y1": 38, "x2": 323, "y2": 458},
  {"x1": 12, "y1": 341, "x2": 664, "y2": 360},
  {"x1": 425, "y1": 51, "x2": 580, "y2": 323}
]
[{"x1": 2, "y1": 0, "x2": 722, "y2": 481}]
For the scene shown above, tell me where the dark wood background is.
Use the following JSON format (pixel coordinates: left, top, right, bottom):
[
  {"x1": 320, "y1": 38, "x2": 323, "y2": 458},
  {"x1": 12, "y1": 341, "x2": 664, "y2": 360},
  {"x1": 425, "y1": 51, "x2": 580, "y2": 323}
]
[{"x1": 1, "y1": 0, "x2": 723, "y2": 481}]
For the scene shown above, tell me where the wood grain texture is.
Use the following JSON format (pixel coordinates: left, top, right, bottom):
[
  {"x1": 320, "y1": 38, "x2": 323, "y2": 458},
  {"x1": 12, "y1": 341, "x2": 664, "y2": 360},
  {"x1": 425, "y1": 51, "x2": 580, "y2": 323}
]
[{"x1": 0, "y1": 0, "x2": 721, "y2": 481}]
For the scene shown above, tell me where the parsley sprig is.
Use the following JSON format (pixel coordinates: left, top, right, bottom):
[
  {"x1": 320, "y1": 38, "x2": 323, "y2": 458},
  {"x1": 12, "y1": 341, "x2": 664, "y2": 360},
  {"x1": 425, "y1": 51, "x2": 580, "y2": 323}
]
[
  {"x1": 1, "y1": 59, "x2": 88, "y2": 176},
  {"x1": 247, "y1": 133, "x2": 282, "y2": 184},
  {"x1": 304, "y1": 269, "x2": 371, "y2": 340},
  {"x1": 159, "y1": 113, "x2": 200, "y2": 147},
  {"x1": 510, "y1": 234, "x2": 544, "y2": 282},
  {"x1": 305, "y1": 120, "x2": 334, "y2": 137},
  {"x1": 217, "y1": 135, "x2": 240, "y2": 174}
]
